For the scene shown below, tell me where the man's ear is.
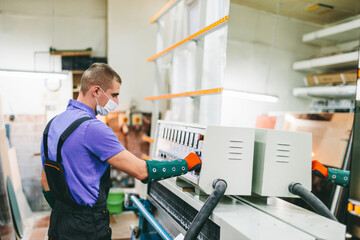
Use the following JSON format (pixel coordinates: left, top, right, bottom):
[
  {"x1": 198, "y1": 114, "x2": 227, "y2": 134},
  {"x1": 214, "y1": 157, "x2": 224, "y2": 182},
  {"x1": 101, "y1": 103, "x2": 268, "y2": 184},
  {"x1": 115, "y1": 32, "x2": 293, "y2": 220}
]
[{"x1": 92, "y1": 85, "x2": 100, "y2": 96}]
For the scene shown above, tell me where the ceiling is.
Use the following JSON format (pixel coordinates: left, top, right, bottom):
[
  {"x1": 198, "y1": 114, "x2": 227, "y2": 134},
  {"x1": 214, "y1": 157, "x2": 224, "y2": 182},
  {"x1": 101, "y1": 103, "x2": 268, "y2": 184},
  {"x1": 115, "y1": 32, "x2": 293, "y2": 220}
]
[{"x1": 231, "y1": 0, "x2": 360, "y2": 25}]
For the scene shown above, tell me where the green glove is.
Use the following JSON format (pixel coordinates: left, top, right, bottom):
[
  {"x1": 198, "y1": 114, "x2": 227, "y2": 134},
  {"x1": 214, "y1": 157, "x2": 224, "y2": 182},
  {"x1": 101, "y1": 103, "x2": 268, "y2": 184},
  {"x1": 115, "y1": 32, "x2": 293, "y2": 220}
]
[
  {"x1": 142, "y1": 159, "x2": 188, "y2": 183},
  {"x1": 142, "y1": 153, "x2": 202, "y2": 183},
  {"x1": 42, "y1": 189, "x2": 55, "y2": 208},
  {"x1": 327, "y1": 168, "x2": 350, "y2": 187}
]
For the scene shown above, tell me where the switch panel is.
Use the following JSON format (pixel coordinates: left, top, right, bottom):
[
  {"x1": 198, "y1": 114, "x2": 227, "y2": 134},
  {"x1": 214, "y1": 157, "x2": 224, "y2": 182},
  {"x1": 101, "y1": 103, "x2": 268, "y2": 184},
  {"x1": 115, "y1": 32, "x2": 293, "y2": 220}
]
[
  {"x1": 252, "y1": 128, "x2": 312, "y2": 197},
  {"x1": 153, "y1": 121, "x2": 255, "y2": 195}
]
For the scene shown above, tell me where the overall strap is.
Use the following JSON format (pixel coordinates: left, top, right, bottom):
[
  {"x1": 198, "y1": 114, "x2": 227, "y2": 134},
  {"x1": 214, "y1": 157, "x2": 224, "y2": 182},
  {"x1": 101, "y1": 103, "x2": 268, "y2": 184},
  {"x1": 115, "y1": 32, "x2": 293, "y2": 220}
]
[
  {"x1": 56, "y1": 117, "x2": 92, "y2": 163},
  {"x1": 43, "y1": 117, "x2": 56, "y2": 160}
]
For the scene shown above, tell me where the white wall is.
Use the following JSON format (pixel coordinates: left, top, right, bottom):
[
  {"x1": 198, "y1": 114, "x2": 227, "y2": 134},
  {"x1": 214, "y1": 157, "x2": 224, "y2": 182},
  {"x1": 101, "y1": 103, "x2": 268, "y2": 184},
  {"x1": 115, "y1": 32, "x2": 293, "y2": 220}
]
[
  {"x1": 218, "y1": 4, "x2": 322, "y2": 128},
  {"x1": 0, "y1": 0, "x2": 107, "y2": 71},
  {"x1": 108, "y1": 0, "x2": 168, "y2": 112}
]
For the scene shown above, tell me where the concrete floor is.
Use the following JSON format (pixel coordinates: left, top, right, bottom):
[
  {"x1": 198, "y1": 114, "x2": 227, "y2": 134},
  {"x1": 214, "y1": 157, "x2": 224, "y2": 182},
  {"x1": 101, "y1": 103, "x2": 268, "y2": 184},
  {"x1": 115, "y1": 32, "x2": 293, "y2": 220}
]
[
  {"x1": 19, "y1": 211, "x2": 139, "y2": 240},
  {"x1": 110, "y1": 211, "x2": 139, "y2": 240}
]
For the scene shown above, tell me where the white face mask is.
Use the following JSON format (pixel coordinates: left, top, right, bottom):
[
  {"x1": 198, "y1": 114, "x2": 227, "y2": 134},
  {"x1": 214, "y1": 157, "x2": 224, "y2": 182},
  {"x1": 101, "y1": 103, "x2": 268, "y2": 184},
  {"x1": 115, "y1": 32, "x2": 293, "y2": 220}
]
[{"x1": 95, "y1": 88, "x2": 118, "y2": 116}]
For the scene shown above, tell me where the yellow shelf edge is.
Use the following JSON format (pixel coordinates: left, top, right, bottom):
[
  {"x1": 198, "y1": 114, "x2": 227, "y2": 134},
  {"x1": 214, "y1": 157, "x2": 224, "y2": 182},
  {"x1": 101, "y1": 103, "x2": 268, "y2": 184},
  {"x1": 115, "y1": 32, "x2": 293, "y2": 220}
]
[
  {"x1": 145, "y1": 87, "x2": 223, "y2": 101},
  {"x1": 147, "y1": 15, "x2": 229, "y2": 62},
  {"x1": 149, "y1": 0, "x2": 177, "y2": 24}
]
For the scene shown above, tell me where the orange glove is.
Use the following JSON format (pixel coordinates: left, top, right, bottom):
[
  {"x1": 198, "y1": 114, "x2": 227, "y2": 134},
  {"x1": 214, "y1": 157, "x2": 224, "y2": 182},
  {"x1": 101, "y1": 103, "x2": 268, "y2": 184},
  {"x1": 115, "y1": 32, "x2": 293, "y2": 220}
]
[
  {"x1": 312, "y1": 160, "x2": 328, "y2": 178},
  {"x1": 184, "y1": 152, "x2": 202, "y2": 172}
]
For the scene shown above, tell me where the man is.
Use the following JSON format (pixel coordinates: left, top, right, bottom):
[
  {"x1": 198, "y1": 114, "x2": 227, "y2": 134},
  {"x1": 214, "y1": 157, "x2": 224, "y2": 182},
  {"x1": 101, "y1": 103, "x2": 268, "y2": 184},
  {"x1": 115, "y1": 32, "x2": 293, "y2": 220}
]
[{"x1": 40, "y1": 63, "x2": 201, "y2": 240}]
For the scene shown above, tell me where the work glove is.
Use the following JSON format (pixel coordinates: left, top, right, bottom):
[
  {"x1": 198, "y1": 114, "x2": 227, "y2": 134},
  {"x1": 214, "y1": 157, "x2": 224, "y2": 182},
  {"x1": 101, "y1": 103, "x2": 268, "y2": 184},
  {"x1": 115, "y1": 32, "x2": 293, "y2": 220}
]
[
  {"x1": 184, "y1": 152, "x2": 202, "y2": 172},
  {"x1": 312, "y1": 160, "x2": 328, "y2": 178},
  {"x1": 142, "y1": 153, "x2": 202, "y2": 183},
  {"x1": 312, "y1": 160, "x2": 350, "y2": 187}
]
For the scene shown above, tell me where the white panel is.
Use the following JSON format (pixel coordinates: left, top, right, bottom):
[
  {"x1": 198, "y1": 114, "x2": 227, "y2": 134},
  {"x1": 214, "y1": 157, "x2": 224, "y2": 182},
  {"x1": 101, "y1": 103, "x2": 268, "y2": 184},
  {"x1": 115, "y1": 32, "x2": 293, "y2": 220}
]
[
  {"x1": 153, "y1": 120, "x2": 255, "y2": 195},
  {"x1": 200, "y1": 125, "x2": 255, "y2": 195},
  {"x1": 252, "y1": 128, "x2": 312, "y2": 197},
  {"x1": 239, "y1": 196, "x2": 346, "y2": 240}
]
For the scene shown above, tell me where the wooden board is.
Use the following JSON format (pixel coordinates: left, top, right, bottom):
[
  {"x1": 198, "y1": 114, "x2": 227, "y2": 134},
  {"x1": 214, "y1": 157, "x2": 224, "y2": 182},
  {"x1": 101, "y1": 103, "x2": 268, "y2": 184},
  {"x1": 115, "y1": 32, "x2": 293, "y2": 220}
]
[
  {"x1": 283, "y1": 113, "x2": 353, "y2": 168},
  {"x1": 6, "y1": 176, "x2": 23, "y2": 238}
]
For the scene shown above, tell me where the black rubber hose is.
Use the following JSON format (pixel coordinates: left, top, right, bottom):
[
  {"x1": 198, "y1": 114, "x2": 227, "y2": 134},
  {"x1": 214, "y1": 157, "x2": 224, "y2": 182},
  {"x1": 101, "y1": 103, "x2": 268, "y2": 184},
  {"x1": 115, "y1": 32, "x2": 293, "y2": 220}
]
[
  {"x1": 184, "y1": 179, "x2": 227, "y2": 240},
  {"x1": 288, "y1": 182, "x2": 338, "y2": 222}
]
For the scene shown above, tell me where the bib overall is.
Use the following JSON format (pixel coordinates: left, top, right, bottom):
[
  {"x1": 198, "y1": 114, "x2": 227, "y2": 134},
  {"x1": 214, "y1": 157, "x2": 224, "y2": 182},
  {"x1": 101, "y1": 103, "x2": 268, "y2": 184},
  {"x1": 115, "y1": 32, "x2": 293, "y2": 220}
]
[{"x1": 43, "y1": 117, "x2": 112, "y2": 240}]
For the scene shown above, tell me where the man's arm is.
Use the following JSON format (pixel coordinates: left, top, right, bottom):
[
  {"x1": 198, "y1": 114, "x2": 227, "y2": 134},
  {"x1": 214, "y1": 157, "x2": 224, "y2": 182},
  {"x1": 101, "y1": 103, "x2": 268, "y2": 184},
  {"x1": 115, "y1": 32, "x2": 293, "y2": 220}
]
[
  {"x1": 107, "y1": 151, "x2": 201, "y2": 183},
  {"x1": 107, "y1": 150, "x2": 148, "y2": 181},
  {"x1": 41, "y1": 168, "x2": 50, "y2": 191}
]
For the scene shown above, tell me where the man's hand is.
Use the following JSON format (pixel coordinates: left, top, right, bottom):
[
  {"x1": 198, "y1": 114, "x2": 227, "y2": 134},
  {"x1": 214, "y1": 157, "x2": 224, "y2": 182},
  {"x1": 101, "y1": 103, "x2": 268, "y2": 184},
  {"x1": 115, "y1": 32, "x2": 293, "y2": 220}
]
[
  {"x1": 184, "y1": 152, "x2": 202, "y2": 172},
  {"x1": 312, "y1": 160, "x2": 328, "y2": 178}
]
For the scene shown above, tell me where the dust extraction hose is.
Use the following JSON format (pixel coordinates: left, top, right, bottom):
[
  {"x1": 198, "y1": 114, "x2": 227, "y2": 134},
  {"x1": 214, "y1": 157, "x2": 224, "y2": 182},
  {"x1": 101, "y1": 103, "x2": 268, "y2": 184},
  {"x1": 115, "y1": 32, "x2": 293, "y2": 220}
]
[
  {"x1": 288, "y1": 182, "x2": 337, "y2": 222},
  {"x1": 184, "y1": 179, "x2": 227, "y2": 240}
]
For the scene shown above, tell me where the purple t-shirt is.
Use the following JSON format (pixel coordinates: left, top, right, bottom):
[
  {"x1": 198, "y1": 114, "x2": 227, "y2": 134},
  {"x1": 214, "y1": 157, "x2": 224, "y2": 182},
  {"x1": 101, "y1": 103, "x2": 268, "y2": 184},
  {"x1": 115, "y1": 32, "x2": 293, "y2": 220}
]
[{"x1": 41, "y1": 99, "x2": 125, "y2": 207}]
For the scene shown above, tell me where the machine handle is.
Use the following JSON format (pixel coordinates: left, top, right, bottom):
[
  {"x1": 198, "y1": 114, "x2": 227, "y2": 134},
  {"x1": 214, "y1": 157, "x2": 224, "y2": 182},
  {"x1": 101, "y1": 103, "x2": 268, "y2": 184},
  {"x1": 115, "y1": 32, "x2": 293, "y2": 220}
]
[{"x1": 130, "y1": 195, "x2": 173, "y2": 240}]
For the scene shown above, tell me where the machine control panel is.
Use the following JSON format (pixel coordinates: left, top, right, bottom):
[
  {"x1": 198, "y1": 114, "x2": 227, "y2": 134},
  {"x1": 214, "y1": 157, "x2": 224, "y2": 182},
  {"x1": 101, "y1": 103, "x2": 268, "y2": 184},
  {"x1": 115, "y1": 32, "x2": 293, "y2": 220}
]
[{"x1": 153, "y1": 121, "x2": 255, "y2": 195}]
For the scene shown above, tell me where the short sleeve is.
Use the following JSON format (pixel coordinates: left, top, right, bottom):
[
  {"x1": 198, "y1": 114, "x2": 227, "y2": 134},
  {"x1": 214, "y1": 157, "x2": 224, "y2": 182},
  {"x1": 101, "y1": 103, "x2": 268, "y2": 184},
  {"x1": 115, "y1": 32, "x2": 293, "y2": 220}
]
[{"x1": 84, "y1": 120, "x2": 125, "y2": 161}]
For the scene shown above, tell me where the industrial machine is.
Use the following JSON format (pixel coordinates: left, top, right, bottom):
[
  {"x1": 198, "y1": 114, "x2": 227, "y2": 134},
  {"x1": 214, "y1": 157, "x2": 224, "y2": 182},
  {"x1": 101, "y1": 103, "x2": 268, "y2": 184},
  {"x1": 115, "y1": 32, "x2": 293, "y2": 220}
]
[
  {"x1": 153, "y1": 121, "x2": 255, "y2": 195},
  {"x1": 130, "y1": 121, "x2": 346, "y2": 240}
]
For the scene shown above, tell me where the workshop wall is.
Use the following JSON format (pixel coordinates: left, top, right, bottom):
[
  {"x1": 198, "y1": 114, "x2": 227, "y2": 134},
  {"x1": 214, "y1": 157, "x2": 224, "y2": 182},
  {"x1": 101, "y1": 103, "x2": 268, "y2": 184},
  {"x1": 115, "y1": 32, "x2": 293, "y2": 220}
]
[
  {"x1": 0, "y1": 0, "x2": 107, "y2": 71},
  {"x1": 219, "y1": 4, "x2": 321, "y2": 127},
  {"x1": 108, "y1": 0, "x2": 168, "y2": 112}
]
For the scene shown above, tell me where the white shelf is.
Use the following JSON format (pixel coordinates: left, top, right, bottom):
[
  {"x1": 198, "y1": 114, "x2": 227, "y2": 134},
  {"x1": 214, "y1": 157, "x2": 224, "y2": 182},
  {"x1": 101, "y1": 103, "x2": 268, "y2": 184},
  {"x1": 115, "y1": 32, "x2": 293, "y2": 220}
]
[
  {"x1": 293, "y1": 85, "x2": 356, "y2": 99},
  {"x1": 303, "y1": 18, "x2": 360, "y2": 45},
  {"x1": 292, "y1": 51, "x2": 358, "y2": 72}
]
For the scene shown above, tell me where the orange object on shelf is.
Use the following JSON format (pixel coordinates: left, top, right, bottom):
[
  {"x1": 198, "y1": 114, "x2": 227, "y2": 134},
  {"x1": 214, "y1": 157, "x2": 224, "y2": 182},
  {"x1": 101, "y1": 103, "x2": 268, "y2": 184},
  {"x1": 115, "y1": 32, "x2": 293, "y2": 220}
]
[
  {"x1": 145, "y1": 87, "x2": 223, "y2": 101},
  {"x1": 348, "y1": 202, "x2": 354, "y2": 212},
  {"x1": 142, "y1": 135, "x2": 155, "y2": 143},
  {"x1": 355, "y1": 205, "x2": 360, "y2": 215}
]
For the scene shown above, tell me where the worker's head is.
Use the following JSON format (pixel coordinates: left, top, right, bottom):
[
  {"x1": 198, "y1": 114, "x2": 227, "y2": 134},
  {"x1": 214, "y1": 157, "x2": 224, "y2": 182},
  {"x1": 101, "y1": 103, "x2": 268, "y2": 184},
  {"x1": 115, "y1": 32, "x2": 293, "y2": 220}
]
[{"x1": 80, "y1": 63, "x2": 122, "y2": 115}]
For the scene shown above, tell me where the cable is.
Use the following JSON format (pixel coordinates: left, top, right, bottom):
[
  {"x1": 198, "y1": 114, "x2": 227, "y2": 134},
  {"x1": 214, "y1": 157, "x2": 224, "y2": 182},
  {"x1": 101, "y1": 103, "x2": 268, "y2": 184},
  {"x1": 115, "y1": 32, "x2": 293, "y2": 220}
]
[
  {"x1": 288, "y1": 183, "x2": 338, "y2": 222},
  {"x1": 184, "y1": 179, "x2": 227, "y2": 240}
]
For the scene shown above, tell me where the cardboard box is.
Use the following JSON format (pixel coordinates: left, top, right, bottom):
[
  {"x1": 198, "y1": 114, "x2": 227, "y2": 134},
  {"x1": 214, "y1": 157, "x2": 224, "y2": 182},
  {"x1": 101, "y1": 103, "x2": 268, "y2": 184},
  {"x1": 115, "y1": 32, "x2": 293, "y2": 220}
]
[{"x1": 305, "y1": 70, "x2": 357, "y2": 86}]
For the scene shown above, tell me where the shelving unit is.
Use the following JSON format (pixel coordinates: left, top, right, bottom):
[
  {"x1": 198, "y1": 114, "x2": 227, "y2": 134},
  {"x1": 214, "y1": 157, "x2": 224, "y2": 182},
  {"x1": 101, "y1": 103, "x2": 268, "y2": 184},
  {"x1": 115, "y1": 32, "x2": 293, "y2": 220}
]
[
  {"x1": 303, "y1": 18, "x2": 360, "y2": 45},
  {"x1": 293, "y1": 16, "x2": 360, "y2": 103},
  {"x1": 145, "y1": 87, "x2": 223, "y2": 100},
  {"x1": 50, "y1": 48, "x2": 92, "y2": 57},
  {"x1": 146, "y1": 0, "x2": 231, "y2": 140},
  {"x1": 293, "y1": 85, "x2": 356, "y2": 99},
  {"x1": 71, "y1": 70, "x2": 84, "y2": 99},
  {"x1": 292, "y1": 51, "x2": 358, "y2": 72}
]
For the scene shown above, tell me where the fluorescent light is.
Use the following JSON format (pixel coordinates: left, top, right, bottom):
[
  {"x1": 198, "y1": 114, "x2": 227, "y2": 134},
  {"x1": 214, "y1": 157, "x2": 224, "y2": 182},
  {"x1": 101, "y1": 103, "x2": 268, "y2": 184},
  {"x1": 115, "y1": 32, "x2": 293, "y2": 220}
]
[
  {"x1": 222, "y1": 89, "x2": 279, "y2": 103},
  {"x1": 0, "y1": 69, "x2": 68, "y2": 79}
]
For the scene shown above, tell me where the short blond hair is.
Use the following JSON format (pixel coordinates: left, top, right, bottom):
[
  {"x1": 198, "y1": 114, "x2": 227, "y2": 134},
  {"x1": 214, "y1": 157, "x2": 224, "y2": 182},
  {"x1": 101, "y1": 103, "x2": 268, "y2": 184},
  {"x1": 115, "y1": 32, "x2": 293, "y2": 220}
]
[{"x1": 80, "y1": 63, "x2": 122, "y2": 95}]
